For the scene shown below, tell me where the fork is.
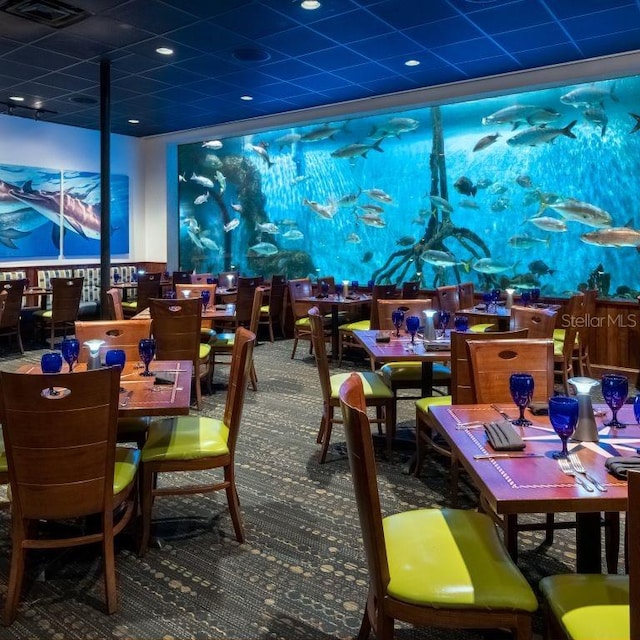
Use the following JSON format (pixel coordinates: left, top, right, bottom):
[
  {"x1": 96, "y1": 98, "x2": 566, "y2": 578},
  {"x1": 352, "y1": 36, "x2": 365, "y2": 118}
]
[
  {"x1": 568, "y1": 453, "x2": 607, "y2": 492},
  {"x1": 558, "y1": 457, "x2": 594, "y2": 492}
]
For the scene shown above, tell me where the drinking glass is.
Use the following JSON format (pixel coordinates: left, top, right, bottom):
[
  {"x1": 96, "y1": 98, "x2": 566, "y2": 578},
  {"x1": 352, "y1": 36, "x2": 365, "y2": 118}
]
[
  {"x1": 61, "y1": 338, "x2": 80, "y2": 373},
  {"x1": 491, "y1": 288, "x2": 501, "y2": 309},
  {"x1": 138, "y1": 338, "x2": 156, "y2": 377},
  {"x1": 437, "y1": 310, "x2": 450, "y2": 337},
  {"x1": 549, "y1": 396, "x2": 579, "y2": 458},
  {"x1": 520, "y1": 291, "x2": 531, "y2": 307},
  {"x1": 320, "y1": 281, "x2": 329, "y2": 296},
  {"x1": 201, "y1": 290, "x2": 211, "y2": 311},
  {"x1": 391, "y1": 308, "x2": 405, "y2": 337},
  {"x1": 132, "y1": 272, "x2": 138, "y2": 283},
  {"x1": 634, "y1": 395, "x2": 640, "y2": 424},
  {"x1": 351, "y1": 280, "x2": 359, "y2": 294},
  {"x1": 406, "y1": 315, "x2": 420, "y2": 344},
  {"x1": 601, "y1": 373, "x2": 629, "y2": 428},
  {"x1": 367, "y1": 279, "x2": 375, "y2": 289},
  {"x1": 113, "y1": 272, "x2": 121, "y2": 284},
  {"x1": 509, "y1": 373, "x2": 534, "y2": 426},
  {"x1": 531, "y1": 288, "x2": 541, "y2": 304},
  {"x1": 105, "y1": 349, "x2": 126, "y2": 372},
  {"x1": 41, "y1": 352, "x2": 63, "y2": 397},
  {"x1": 482, "y1": 292, "x2": 492, "y2": 309},
  {"x1": 206, "y1": 278, "x2": 214, "y2": 285},
  {"x1": 454, "y1": 315, "x2": 468, "y2": 332},
  {"x1": 335, "y1": 282, "x2": 344, "y2": 299}
]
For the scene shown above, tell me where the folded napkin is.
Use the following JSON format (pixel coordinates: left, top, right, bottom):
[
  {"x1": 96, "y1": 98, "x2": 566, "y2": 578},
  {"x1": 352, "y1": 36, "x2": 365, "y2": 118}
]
[
  {"x1": 346, "y1": 293, "x2": 360, "y2": 300},
  {"x1": 604, "y1": 457, "x2": 640, "y2": 479},
  {"x1": 484, "y1": 420, "x2": 526, "y2": 451},
  {"x1": 529, "y1": 401, "x2": 549, "y2": 416},
  {"x1": 316, "y1": 293, "x2": 329, "y2": 299}
]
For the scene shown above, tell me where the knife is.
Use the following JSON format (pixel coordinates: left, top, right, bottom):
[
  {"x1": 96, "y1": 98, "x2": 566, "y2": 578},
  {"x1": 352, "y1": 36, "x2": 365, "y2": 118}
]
[{"x1": 474, "y1": 452, "x2": 545, "y2": 460}]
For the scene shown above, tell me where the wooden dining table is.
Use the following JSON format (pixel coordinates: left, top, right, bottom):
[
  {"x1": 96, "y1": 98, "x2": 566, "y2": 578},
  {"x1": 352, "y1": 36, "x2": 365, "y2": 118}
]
[
  {"x1": 132, "y1": 303, "x2": 236, "y2": 321},
  {"x1": 353, "y1": 329, "x2": 450, "y2": 397},
  {"x1": 17, "y1": 359, "x2": 193, "y2": 418},
  {"x1": 428, "y1": 402, "x2": 639, "y2": 573},
  {"x1": 458, "y1": 303, "x2": 561, "y2": 331}
]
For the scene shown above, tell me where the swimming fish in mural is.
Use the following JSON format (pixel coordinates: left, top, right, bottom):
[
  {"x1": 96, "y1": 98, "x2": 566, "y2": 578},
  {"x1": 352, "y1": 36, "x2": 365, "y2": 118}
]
[
  {"x1": 0, "y1": 179, "x2": 35, "y2": 213},
  {"x1": 0, "y1": 227, "x2": 31, "y2": 249},
  {"x1": 363, "y1": 188, "x2": 393, "y2": 204},
  {"x1": 526, "y1": 108, "x2": 562, "y2": 126},
  {"x1": 396, "y1": 236, "x2": 415, "y2": 246},
  {"x1": 472, "y1": 258, "x2": 515, "y2": 274},
  {"x1": 488, "y1": 183, "x2": 508, "y2": 195},
  {"x1": 454, "y1": 176, "x2": 477, "y2": 197},
  {"x1": 515, "y1": 175, "x2": 533, "y2": 188},
  {"x1": 300, "y1": 123, "x2": 348, "y2": 142},
  {"x1": 249, "y1": 241, "x2": 279, "y2": 256},
  {"x1": 331, "y1": 140, "x2": 383, "y2": 160},
  {"x1": 282, "y1": 229, "x2": 304, "y2": 240},
  {"x1": 580, "y1": 227, "x2": 640, "y2": 247},
  {"x1": 10, "y1": 180, "x2": 101, "y2": 240},
  {"x1": 200, "y1": 236, "x2": 222, "y2": 253},
  {"x1": 346, "y1": 232, "x2": 361, "y2": 243},
  {"x1": 421, "y1": 250, "x2": 469, "y2": 270},
  {"x1": 506, "y1": 120, "x2": 577, "y2": 147},
  {"x1": 215, "y1": 170, "x2": 226, "y2": 193},
  {"x1": 290, "y1": 175, "x2": 309, "y2": 186},
  {"x1": 302, "y1": 198, "x2": 337, "y2": 220},
  {"x1": 255, "y1": 222, "x2": 280, "y2": 234},
  {"x1": 190, "y1": 172, "x2": 215, "y2": 188},
  {"x1": 194, "y1": 192, "x2": 209, "y2": 205},
  {"x1": 540, "y1": 198, "x2": 613, "y2": 228},
  {"x1": 336, "y1": 191, "x2": 360, "y2": 208},
  {"x1": 473, "y1": 133, "x2": 500, "y2": 152},
  {"x1": 362, "y1": 251, "x2": 373, "y2": 263},
  {"x1": 274, "y1": 132, "x2": 302, "y2": 149},
  {"x1": 583, "y1": 106, "x2": 608, "y2": 137},
  {"x1": 560, "y1": 84, "x2": 618, "y2": 109},
  {"x1": 427, "y1": 195, "x2": 454, "y2": 213},
  {"x1": 528, "y1": 260, "x2": 556, "y2": 276},
  {"x1": 481, "y1": 104, "x2": 555, "y2": 129},
  {"x1": 490, "y1": 197, "x2": 510, "y2": 212},
  {"x1": 246, "y1": 143, "x2": 274, "y2": 168},
  {"x1": 357, "y1": 213, "x2": 386, "y2": 228},
  {"x1": 231, "y1": 203, "x2": 243, "y2": 212},
  {"x1": 202, "y1": 140, "x2": 223, "y2": 150},
  {"x1": 459, "y1": 199, "x2": 480, "y2": 210},
  {"x1": 629, "y1": 113, "x2": 640, "y2": 134},
  {"x1": 526, "y1": 216, "x2": 567, "y2": 233},
  {"x1": 368, "y1": 117, "x2": 419, "y2": 139},
  {"x1": 223, "y1": 218, "x2": 240, "y2": 232},
  {"x1": 358, "y1": 203, "x2": 384, "y2": 215},
  {"x1": 507, "y1": 234, "x2": 550, "y2": 249},
  {"x1": 0, "y1": 206, "x2": 49, "y2": 236},
  {"x1": 508, "y1": 272, "x2": 542, "y2": 289}
]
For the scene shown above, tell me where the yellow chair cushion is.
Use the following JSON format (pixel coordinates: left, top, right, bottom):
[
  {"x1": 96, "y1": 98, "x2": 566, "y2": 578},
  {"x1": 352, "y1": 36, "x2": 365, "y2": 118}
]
[
  {"x1": 142, "y1": 416, "x2": 230, "y2": 463},
  {"x1": 260, "y1": 304, "x2": 269, "y2": 314},
  {"x1": 553, "y1": 328, "x2": 565, "y2": 341},
  {"x1": 121, "y1": 300, "x2": 137, "y2": 309},
  {"x1": 554, "y1": 340, "x2": 564, "y2": 357},
  {"x1": 384, "y1": 509, "x2": 538, "y2": 611},
  {"x1": 296, "y1": 317, "x2": 311, "y2": 327},
  {"x1": 540, "y1": 574, "x2": 629, "y2": 640},
  {"x1": 212, "y1": 332, "x2": 235, "y2": 347},
  {"x1": 114, "y1": 446, "x2": 140, "y2": 495},
  {"x1": 0, "y1": 450, "x2": 6, "y2": 474},
  {"x1": 469, "y1": 323, "x2": 495, "y2": 333},
  {"x1": 199, "y1": 343, "x2": 211, "y2": 360},
  {"x1": 33, "y1": 309, "x2": 52, "y2": 319},
  {"x1": 330, "y1": 372, "x2": 394, "y2": 400},
  {"x1": 380, "y1": 362, "x2": 451, "y2": 385},
  {"x1": 339, "y1": 319, "x2": 370, "y2": 331},
  {"x1": 415, "y1": 395, "x2": 452, "y2": 414}
]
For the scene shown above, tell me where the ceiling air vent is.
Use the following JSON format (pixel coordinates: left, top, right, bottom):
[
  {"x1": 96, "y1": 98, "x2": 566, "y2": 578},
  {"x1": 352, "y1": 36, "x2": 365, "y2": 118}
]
[{"x1": 0, "y1": 0, "x2": 89, "y2": 28}]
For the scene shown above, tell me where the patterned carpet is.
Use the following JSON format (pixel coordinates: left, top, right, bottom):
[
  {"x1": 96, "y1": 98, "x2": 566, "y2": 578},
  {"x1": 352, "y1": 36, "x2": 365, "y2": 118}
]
[{"x1": 0, "y1": 336, "x2": 622, "y2": 639}]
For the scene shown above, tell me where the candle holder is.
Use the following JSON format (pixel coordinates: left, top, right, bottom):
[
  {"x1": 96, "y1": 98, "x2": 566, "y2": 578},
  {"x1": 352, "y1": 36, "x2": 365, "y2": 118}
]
[
  {"x1": 84, "y1": 339, "x2": 105, "y2": 370},
  {"x1": 505, "y1": 288, "x2": 515, "y2": 309},
  {"x1": 422, "y1": 310, "x2": 437, "y2": 341},
  {"x1": 568, "y1": 377, "x2": 600, "y2": 442}
]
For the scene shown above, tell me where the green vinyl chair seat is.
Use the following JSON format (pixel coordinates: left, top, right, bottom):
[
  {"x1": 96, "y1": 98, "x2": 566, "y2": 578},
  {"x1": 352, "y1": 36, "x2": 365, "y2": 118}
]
[
  {"x1": 295, "y1": 316, "x2": 310, "y2": 327},
  {"x1": 415, "y1": 395, "x2": 453, "y2": 414},
  {"x1": 259, "y1": 304, "x2": 269, "y2": 314},
  {"x1": 113, "y1": 446, "x2": 141, "y2": 495},
  {"x1": 384, "y1": 509, "x2": 538, "y2": 610},
  {"x1": 539, "y1": 574, "x2": 629, "y2": 640},
  {"x1": 121, "y1": 300, "x2": 137, "y2": 309},
  {"x1": 469, "y1": 323, "x2": 496, "y2": 333},
  {"x1": 329, "y1": 372, "x2": 394, "y2": 400},
  {"x1": 142, "y1": 415, "x2": 230, "y2": 463},
  {"x1": 211, "y1": 332, "x2": 235, "y2": 347},
  {"x1": 32, "y1": 309, "x2": 52, "y2": 319},
  {"x1": 380, "y1": 361, "x2": 451, "y2": 386},
  {"x1": 199, "y1": 343, "x2": 211, "y2": 359},
  {"x1": 0, "y1": 451, "x2": 6, "y2": 473},
  {"x1": 339, "y1": 319, "x2": 370, "y2": 332}
]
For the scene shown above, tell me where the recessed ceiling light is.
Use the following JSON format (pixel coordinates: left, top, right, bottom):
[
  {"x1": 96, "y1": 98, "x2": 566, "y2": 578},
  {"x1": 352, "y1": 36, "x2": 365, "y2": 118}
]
[
  {"x1": 128, "y1": 119, "x2": 140, "y2": 124},
  {"x1": 9, "y1": 96, "x2": 24, "y2": 102},
  {"x1": 156, "y1": 47, "x2": 174, "y2": 56},
  {"x1": 404, "y1": 59, "x2": 420, "y2": 67},
  {"x1": 301, "y1": 0, "x2": 321, "y2": 9},
  {"x1": 240, "y1": 95, "x2": 253, "y2": 101}
]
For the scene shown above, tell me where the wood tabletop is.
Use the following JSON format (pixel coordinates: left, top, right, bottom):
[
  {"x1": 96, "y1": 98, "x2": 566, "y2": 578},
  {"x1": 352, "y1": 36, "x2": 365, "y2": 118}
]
[
  {"x1": 132, "y1": 303, "x2": 236, "y2": 320},
  {"x1": 353, "y1": 329, "x2": 451, "y2": 364},
  {"x1": 299, "y1": 293, "x2": 371, "y2": 307},
  {"x1": 18, "y1": 359, "x2": 193, "y2": 417}
]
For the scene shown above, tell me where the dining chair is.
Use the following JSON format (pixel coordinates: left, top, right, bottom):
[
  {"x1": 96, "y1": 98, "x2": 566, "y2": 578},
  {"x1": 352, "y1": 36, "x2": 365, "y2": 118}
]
[
  {"x1": 121, "y1": 272, "x2": 162, "y2": 318},
  {"x1": 575, "y1": 288, "x2": 597, "y2": 377},
  {"x1": 105, "y1": 287, "x2": 125, "y2": 320},
  {"x1": 309, "y1": 307, "x2": 396, "y2": 463},
  {"x1": 233, "y1": 276, "x2": 264, "y2": 328},
  {"x1": 33, "y1": 276, "x2": 84, "y2": 347},
  {"x1": 139, "y1": 327, "x2": 256, "y2": 555},
  {"x1": 539, "y1": 468, "x2": 639, "y2": 640},
  {"x1": 190, "y1": 272, "x2": 214, "y2": 284},
  {"x1": 0, "y1": 278, "x2": 26, "y2": 353},
  {"x1": 400, "y1": 281, "x2": 421, "y2": 298},
  {"x1": 553, "y1": 293, "x2": 583, "y2": 394},
  {"x1": 0, "y1": 367, "x2": 139, "y2": 625},
  {"x1": 149, "y1": 297, "x2": 211, "y2": 409},
  {"x1": 74, "y1": 319, "x2": 152, "y2": 364},
  {"x1": 288, "y1": 277, "x2": 317, "y2": 358},
  {"x1": 338, "y1": 372, "x2": 538, "y2": 640},
  {"x1": 509, "y1": 305, "x2": 558, "y2": 338},
  {"x1": 218, "y1": 270, "x2": 239, "y2": 288},
  {"x1": 458, "y1": 281, "x2": 475, "y2": 309},
  {"x1": 172, "y1": 270, "x2": 192, "y2": 285},
  {"x1": 175, "y1": 283, "x2": 218, "y2": 337},
  {"x1": 258, "y1": 274, "x2": 286, "y2": 342},
  {"x1": 209, "y1": 286, "x2": 263, "y2": 391},
  {"x1": 438, "y1": 283, "x2": 494, "y2": 333}
]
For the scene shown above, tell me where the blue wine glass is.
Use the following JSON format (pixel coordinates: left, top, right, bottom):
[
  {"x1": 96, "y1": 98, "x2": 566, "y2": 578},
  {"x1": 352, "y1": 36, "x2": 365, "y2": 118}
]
[
  {"x1": 351, "y1": 280, "x2": 359, "y2": 294},
  {"x1": 601, "y1": 374, "x2": 629, "y2": 428},
  {"x1": 367, "y1": 279, "x2": 375, "y2": 289},
  {"x1": 61, "y1": 338, "x2": 80, "y2": 372},
  {"x1": 113, "y1": 272, "x2": 121, "y2": 285},
  {"x1": 509, "y1": 373, "x2": 534, "y2": 427},
  {"x1": 438, "y1": 310, "x2": 450, "y2": 337},
  {"x1": 549, "y1": 396, "x2": 579, "y2": 458},
  {"x1": 41, "y1": 352, "x2": 63, "y2": 397},
  {"x1": 634, "y1": 395, "x2": 640, "y2": 424},
  {"x1": 206, "y1": 278, "x2": 214, "y2": 285},
  {"x1": 454, "y1": 315, "x2": 468, "y2": 332},
  {"x1": 391, "y1": 308, "x2": 405, "y2": 337},
  {"x1": 531, "y1": 288, "x2": 541, "y2": 304},
  {"x1": 139, "y1": 338, "x2": 156, "y2": 377},
  {"x1": 406, "y1": 315, "x2": 420, "y2": 344},
  {"x1": 132, "y1": 272, "x2": 138, "y2": 283},
  {"x1": 106, "y1": 349, "x2": 127, "y2": 392},
  {"x1": 520, "y1": 291, "x2": 531, "y2": 307},
  {"x1": 335, "y1": 282, "x2": 344, "y2": 298},
  {"x1": 320, "y1": 281, "x2": 329, "y2": 297},
  {"x1": 482, "y1": 292, "x2": 492, "y2": 309},
  {"x1": 491, "y1": 288, "x2": 501, "y2": 306},
  {"x1": 201, "y1": 290, "x2": 211, "y2": 311}
]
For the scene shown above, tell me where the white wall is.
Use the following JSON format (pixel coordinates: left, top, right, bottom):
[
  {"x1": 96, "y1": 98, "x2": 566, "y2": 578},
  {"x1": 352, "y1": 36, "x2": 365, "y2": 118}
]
[{"x1": 0, "y1": 114, "x2": 145, "y2": 266}]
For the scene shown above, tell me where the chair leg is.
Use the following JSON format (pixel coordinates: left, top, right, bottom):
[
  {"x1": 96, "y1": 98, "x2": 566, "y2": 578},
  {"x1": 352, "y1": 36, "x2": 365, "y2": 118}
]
[
  {"x1": 316, "y1": 415, "x2": 326, "y2": 444},
  {"x1": 604, "y1": 511, "x2": 621, "y2": 573},
  {"x1": 139, "y1": 465, "x2": 155, "y2": 557},
  {"x1": 249, "y1": 361, "x2": 257, "y2": 391},
  {"x1": 102, "y1": 513, "x2": 118, "y2": 614},
  {"x1": 224, "y1": 465, "x2": 245, "y2": 543},
  {"x1": 290, "y1": 336, "x2": 299, "y2": 359},
  {"x1": 544, "y1": 513, "x2": 555, "y2": 545},
  {"x1": 357, "y1": 598, "x2": 372, "y2": 640},
  {"x1": 319, "y1": 409, "x2": 334, "y2": 463},
  {"x1": 268, "y1": 319, "x2": 274, "y2": 343},
  {"x1": 3, "y1": 518, "x2": 27, "y2": 626},
  {"x1": 16, "y1": 329, "x2": 24, "y2": 354}
]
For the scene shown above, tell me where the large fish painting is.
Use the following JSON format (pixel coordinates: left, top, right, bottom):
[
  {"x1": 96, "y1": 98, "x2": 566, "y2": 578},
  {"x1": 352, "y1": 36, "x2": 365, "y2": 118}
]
[{"x1": 0, "y1": 164, "x2": 129, "y2": 260}]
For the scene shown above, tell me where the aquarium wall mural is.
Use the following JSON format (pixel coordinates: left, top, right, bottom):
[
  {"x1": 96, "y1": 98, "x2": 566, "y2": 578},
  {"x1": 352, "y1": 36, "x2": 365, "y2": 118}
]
[
  {"x1": 0, "y1": 163, "x2": 129, "y2": 260},
  {"x1": 177, "y1": 73, "x2": 640, "y2": 300}
]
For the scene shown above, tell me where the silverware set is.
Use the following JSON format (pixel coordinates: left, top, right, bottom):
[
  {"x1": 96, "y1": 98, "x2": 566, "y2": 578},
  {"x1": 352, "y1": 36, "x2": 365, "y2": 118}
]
[{"x1": 558, "y1": 454, "x2": 607, "y2": 492}]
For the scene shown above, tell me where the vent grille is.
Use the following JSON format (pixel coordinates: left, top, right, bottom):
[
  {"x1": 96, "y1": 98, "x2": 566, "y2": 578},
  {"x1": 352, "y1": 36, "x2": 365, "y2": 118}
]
[{"x1": 0, "y1": 0, "x2": 89, "y2": 28}]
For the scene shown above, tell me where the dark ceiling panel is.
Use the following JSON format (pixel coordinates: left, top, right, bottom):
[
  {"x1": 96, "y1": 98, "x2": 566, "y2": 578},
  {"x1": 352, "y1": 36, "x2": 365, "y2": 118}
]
[{"x1": 0, "y1": 0, "x2": 638, "y2": 136}]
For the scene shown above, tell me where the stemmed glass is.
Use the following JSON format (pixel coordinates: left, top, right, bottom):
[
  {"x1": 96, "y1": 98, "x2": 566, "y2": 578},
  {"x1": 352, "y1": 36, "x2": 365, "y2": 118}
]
[
  {"x1": 61, "y1": 338, "x2": 80, "y2": 372},
  {"x1": 113, "y1": 272, "x2": 121, "y2": 285},
  {"x1": 490, "y1": 289, "x2": 501, "y2": 310},
  {"x1": 201, "y1": 290, "x2": 211, "y2": 312},
  {"x1": 634, "y1": 395, "x2": 640, "y2": 424},
  {"x1": 454, "y1": 315, "x2": 468, "y2": 332},
  {"x1": 601, "y1": 374, "x2": 629, "y2": 428},
  {"x1": 437, "y1": 310, "x2": 450, "y2": 337},
  {"x1": 509, "y1": 373, "x2": 534, "y2": 427},
  {"x1": 351, "y1": 280, "x2": 359, "y2": 296},
  {"x1": 391, "y1": 308, "x2": 405, "y2": 337},
  {"x1": 531, "y1": 288, "x2": 541, "y2": 305},
  {"x1": 549, "y1": 396, "x2": 579, "y2": 458},
  {"x1": 320, "y1": 281, "x2": 329, "y2": 297},
  {"x1": 406, "y1": 315, "x2": 420, "y2": 345},
  {"x1": 482, "y1": 292, "x2": 492, "y2": 310},
  {"x1": 520, "y1": 291, "x2": 531, "y2": 307},
  {"x1": 139, "y1": 338, "x2": 156, "y2": 377},
  {"x1": 105, "y1": 349, "x2": 126, "y2": 392},
  {"x1": 335, "y1": 282, "x2": 344, "y2": 299},
  {"x1": 41, "y1": 352, "x2": 63, "y2": 397}
]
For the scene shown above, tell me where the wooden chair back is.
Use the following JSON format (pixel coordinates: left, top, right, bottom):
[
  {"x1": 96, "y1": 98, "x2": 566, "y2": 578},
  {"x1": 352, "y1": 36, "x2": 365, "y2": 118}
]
[
  {"x1": 75, "y1": 319, "x2": 152, "y2": 363},
  {"x1": 318, "y1": 276, "x2": 335, "y2": 293},
  {"x1": 401, "y1": 281, "x2": 420, "y2": 298},
  {"x1": 288, "y1": 278, "x2": 314, "y2": 321},
  {"x1": 377, "y1": 299, "x2": 432, "y2": 331},
  {"x1": 467, "y1": 338, "x2": 554, "y2": 404},
  {"x1": 218, "y1": 271, "x2": 239, "y2": 287},
  {"x1": 0, "y1": 367, "x2": 120, "y2": 521},
  {"x1": 0, "y1": 279, "x2": 25, "y2": 329},
  {"x1": 223, "y1": 327, "x2": 256, "y2": 454},
  {"x1": 105, "y1": 287, "x2": 124, "y2": 320},
  {"x1": 451, "y1": 329, "x2": 528, "y2": 404},
  {"x1": 50, "y1": 277, "x2": 84, "y2": 323},
  {"x1": 175, "y1": 283, "x2": 217, "y2": 301},
  {"x1": 308, "y1": 307, "x2": 332, "y2": 405},
  {"x1": 249, "y1": 286, "x2": 265, "y2": 334},
  {"x1": 172, "y1": 270, "x2": 192, "y2": 285},
  {"x1": 629, "y1": 470, "x2": 640, "y2": 639},
  {"x1": 149, "y1": 298, "x2": 202, "y2": 368},
  {"x1": 370, "y1": 284, "x2": 397, "y2": 330},
  {"x1": 235, "y1": 276, "x2": 264, "y2": 326},
  {"x1": 458, "y1": 282, "x2": 475, "y2": 309},
  {"x1": 436, "y1": 284, "x2": 460, "y2": 313},
  {"x1": 338, "y1": 373, "x2": 390, "y2": 604},
  {"x1": 509, "y1": 305, "x2": 558, "y2": 338},
  {"x1": 135, "y1": 273, "x2": 162, "y2": 312},
  {"x1": 265, "y1": 274, "x2": 286, "y2": 319},
  {"x1": 191, "y1": 272, "x2": 214, "y2": 285}
]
